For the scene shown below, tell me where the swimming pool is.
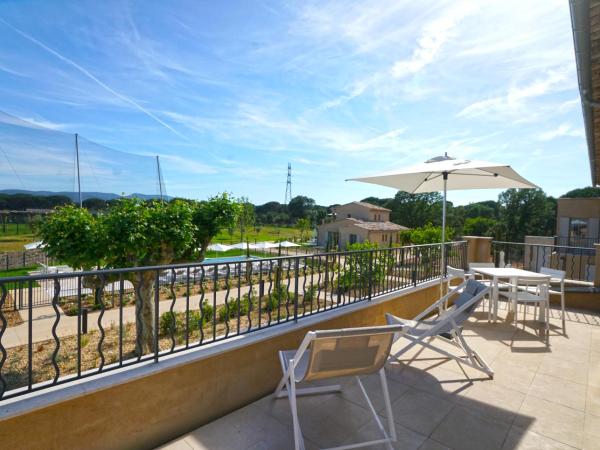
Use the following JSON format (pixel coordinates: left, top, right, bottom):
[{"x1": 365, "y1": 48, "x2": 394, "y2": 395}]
[{"x1": 202, "y1": 256, "x2": 261, "y2": 264}]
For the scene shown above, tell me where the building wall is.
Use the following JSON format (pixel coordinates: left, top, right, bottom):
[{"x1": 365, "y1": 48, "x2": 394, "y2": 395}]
[
  {"x1": 334, "y1": 204, "x2": 389, "y2": 222},
  {"x1": 0, "y1": 284, "x2": 442, "y2": 450},
  {"x1": 367, "y1": 230, "x2": 401, "y2": 246},
  {"x1": 556, "y1": 198, "x2": 600, "y2": 239},
  {"x1": 317, "y1": 220, "x2": 370, "y2": 248}
]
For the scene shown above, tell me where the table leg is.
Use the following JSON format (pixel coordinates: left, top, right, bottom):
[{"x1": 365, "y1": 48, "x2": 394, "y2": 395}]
[{"x1": 493, "y1": 276, "x2": 498, "y2": 322}]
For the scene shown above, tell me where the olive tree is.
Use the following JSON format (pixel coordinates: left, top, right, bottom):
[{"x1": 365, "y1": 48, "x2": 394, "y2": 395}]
[{"x1": 38, "y1": 194, "x2": 239, "y2": 355}]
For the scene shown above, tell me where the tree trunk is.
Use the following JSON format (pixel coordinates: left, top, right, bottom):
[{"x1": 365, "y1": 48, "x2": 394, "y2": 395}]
[{"x1": 133, "y1": 271, "x2": 156, "y2": 356}]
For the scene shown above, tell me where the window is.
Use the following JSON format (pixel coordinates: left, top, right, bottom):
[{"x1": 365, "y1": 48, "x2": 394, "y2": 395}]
[
  {"x1": 327, "y1": 231, "x2": 340, "y2": 249},
  {"x1": 569, "y1": 218, "x2": 589, "y2": 246},
  {"x1": 382, "y1": 233, "x2": 387, "y2": 242},
  {"x1": 349, "y1": 233, "x2": 357, "y2": 244}
]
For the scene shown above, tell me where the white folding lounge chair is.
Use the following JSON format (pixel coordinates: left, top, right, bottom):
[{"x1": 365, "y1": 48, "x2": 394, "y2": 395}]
[
  {"x1": 386, "y1": 279, "x2": 493, "y2": 378},
  {"x1": 444, "y1": 265, "x2": 473, "y2": 309},
  {"x1": 274, "y1": 325, "x2": 404, "y2": 450}
]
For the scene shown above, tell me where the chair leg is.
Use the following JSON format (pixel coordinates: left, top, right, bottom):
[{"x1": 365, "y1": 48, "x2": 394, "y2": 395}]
[
  {"x1": 379, "y1": 369, "x2": 397, "y2": 444},
  {"x1": 352, "y1": 373, "x2": 394, "y2": 450},
  {"x1": 546, "y1": 300, "x2": 550, "y2": 344},
  {"x1": 561, "y1": 292, "x2": 566, "y2": 333},
  {"x1": 287, "y1": 372, "x2": 305, "y2": 450}
]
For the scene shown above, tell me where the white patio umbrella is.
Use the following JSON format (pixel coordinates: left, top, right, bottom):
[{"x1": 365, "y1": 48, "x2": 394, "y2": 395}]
[
  {"x1": 232, "y1": 242, "x2": 258, "y2": 250},
  {"x1": 207, "y1": 243, "x2": 233, "y2": 252},
  {"x1": 278, "y1": 241, "x2": 300, "y2": 247},
  {"x1": 348, "y1": 154, "x2": 537, "y2": 282},
  {"x1": 254, "y1": 241, "x2": 279, "y2": 250}
]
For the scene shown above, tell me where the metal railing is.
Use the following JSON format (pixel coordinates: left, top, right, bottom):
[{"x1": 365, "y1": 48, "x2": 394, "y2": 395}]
[
  {"x1": 554, "y1": 236, "x2": 598, "y2": 249},
  {"x1": 491, "y1": 241, "x2": 595, "y2": 282},
  {"x1": 0, "y1": 241, "x2": 467, "y2": 400}
]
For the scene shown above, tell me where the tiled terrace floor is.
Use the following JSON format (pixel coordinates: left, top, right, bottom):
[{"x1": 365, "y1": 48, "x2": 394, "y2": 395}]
[{"x1": 161, "y1": 304, "x2": 600, "y2": 450}]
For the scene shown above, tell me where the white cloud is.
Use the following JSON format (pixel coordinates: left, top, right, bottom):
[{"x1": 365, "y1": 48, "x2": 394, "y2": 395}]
[
  {"x1": 391, "y1": 3, "x2": 475, "y2": 78},
  {"x1": 456, "y1": 69, "x2": 572, "y2": 119},
  {"x1": 536, "y1": 123, "x2": 584, "y2": 141},
  {"x1": 158, "y1": 154, "x2": 217, "y2": 175}
]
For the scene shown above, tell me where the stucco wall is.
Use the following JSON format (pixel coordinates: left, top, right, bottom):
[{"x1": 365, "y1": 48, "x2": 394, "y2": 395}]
[
  {"x1": 334, "y1": 204, "x2": 389, "y2": 222},
  {"x1": 0, "y1": 284, "x2": 441, "y2": 450}
]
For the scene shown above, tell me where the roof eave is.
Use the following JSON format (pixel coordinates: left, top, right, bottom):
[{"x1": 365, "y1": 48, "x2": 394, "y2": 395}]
[{"x1": 570, "y1": 0, "x2": 598, "y2": 185}]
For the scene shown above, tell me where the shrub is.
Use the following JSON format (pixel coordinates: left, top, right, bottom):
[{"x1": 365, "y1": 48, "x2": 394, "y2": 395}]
[
  {"x1": 159, "y1": 311, "x2": 183, "y2": 335},
  {"x1": 264, "y1": 285, "x2": 292, "y2": 312},
  {"x1": 302, "y1": 284, "x2": 318, "y2": 303},
  {"x1": 201, "y1": 300, "x2": 214, "y2": 324}
]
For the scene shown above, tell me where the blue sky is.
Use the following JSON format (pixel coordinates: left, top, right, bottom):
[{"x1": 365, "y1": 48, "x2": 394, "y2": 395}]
[{"x1": 0, "y1": 0, "x2": 589, "y2": 205}]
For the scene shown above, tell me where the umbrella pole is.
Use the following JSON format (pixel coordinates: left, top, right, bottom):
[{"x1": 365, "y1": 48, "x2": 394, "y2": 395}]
[{"x1": 440, "y1": 172, "x2": 448, "y2": 298}]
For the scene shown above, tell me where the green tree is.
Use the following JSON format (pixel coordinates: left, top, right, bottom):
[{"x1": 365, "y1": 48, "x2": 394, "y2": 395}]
[
  {"x1": 463, "y1": 217, "x2": 497, "y2": 236},
  {"x1": 38, "y1": 195, "x2": 239, "y2": 355},
  {"x1": 561, "y1": 186, "x2": 600, "y2": 198},
  {"x1": 295, "y1": 218, "x2": 310, "y2": 242},
  {"x1": 401, "y1": 223, "x2": 454, "y2": 245},
  {"x1": 288, "y1": 196, "x2": 315, "y2": 222},
  {"x1": 82, "y1": 197, "x2": 108, "y2": 211},
  {"x1": 387, "y1": 192, "x2": 442, "y2": 228},
  {"x1": 496, "y1": 189, "x2": 556, "y2": 242},
  {"x1": 237, "y1": 197, "x2": 255, "y2": 242}
]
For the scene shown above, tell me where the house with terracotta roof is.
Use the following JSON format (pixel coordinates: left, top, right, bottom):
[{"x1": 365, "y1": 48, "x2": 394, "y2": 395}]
[{"x1": 316, "y1": 201, "x2": 408, "y2": 249}]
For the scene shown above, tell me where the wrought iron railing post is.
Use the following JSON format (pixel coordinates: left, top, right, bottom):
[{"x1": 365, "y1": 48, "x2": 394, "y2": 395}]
[
  {"x1": 154, "y1": 270, "x2": 160, "y2": 362},
  {"x1": 293, "y1": 258, "x2": 299, "y2": 322},
  {"x1": 368, "y1": 250, "x2": 373, "y2": 301}
]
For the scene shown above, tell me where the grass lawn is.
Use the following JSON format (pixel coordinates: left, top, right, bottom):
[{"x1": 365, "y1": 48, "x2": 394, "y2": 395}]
[
  {"x1": 0, "y1": 266, "x2": 40, "y2": 288},
  {"x1": 0, "y1": 233, "x2": 37, "y2": 253},
  {"x1": 0, "y1": 223, "x2": 34, "y2": 235},
  {"x1": 213, "y1": 225, "x2": 307, "y2": 245}
]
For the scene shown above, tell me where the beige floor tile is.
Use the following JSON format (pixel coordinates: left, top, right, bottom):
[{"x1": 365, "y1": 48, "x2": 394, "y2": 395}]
[
  {"x1": 417, "y1": 438, "x2": 452, "y2": 450},
  {"x1": 341, "y1": 418, "x2": 427, "y2": 450},
  {"x1": 157, "y1": 439, "x2": 195, "y2": 450},
  {"x1": 386, "y1": 362, "x2": 477, "y2": 400},
  {"x1": 493, "y1": 348, "x2": 546, "y2": 372},
  {"x1": 184, "y1": 408, "x2": 293, "y2": 450},
  {"x1": 515, "y1": 395, "x2": 584, "y2": 448},
  {"x1": 539, "y1": 355, "x2": 589, "y2": 385},
  {"x1": 386, "y1": 387, "x2": 454, "y2": 436},
  {"x1": 337, "y1": 372, "x2": 410, "y2": 413},
  {"x1": 430, "y1": 405, "x2": 510, "y2": 450},
  {"x1": 455, "y1": 380, "x2": 526, "y2": 424},
  {"x1": 528, "y1": 373, "x2": 587, "y2": 411},
  {"x1": 548, "y1": 345, "x2": 591, "y2": 365},
  {"x1": 584, "y1": 413, "x2": 600, "y2": 439},
  {"x1": 268, "y1": 394, "x2": 375, "y2": 449},
  {"x1": 501, "y1": 426, "x2": 578, "y2": 450},
  {"x1": 588, "y1": 361, "x2": 600, "y2": 388},
  {"x1": 489, "y1": 359, "x2": 537, "y2": 394},
  {"x1": 586, "y1": 386, "x2": 600, "y2": 417}
]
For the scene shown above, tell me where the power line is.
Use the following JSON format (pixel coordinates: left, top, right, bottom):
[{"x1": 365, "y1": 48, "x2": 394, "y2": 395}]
[{"x1": 0, "y1": 144, "x2": 26, "y2": 189}]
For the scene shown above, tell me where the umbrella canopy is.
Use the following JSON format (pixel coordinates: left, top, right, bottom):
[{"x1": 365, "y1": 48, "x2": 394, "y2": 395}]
[
  {"x1": 254, "y1": 241, "x2": 279, "y2": 249},
  {"x1": 279, "y1": 241, "x2": 300, "y2": 247},
  {"x1": 207, "y1": 243, "x2": 233, "y2": 252},
  {"x1": 348, "y1": 155, "x2": 538, "y2": 192},
  {"x1": 232, "y1": 242, "x2": 258, "y2": 250},
  {"x1": 349, "y1": 154, "x2": 537, "y2": 288}
]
